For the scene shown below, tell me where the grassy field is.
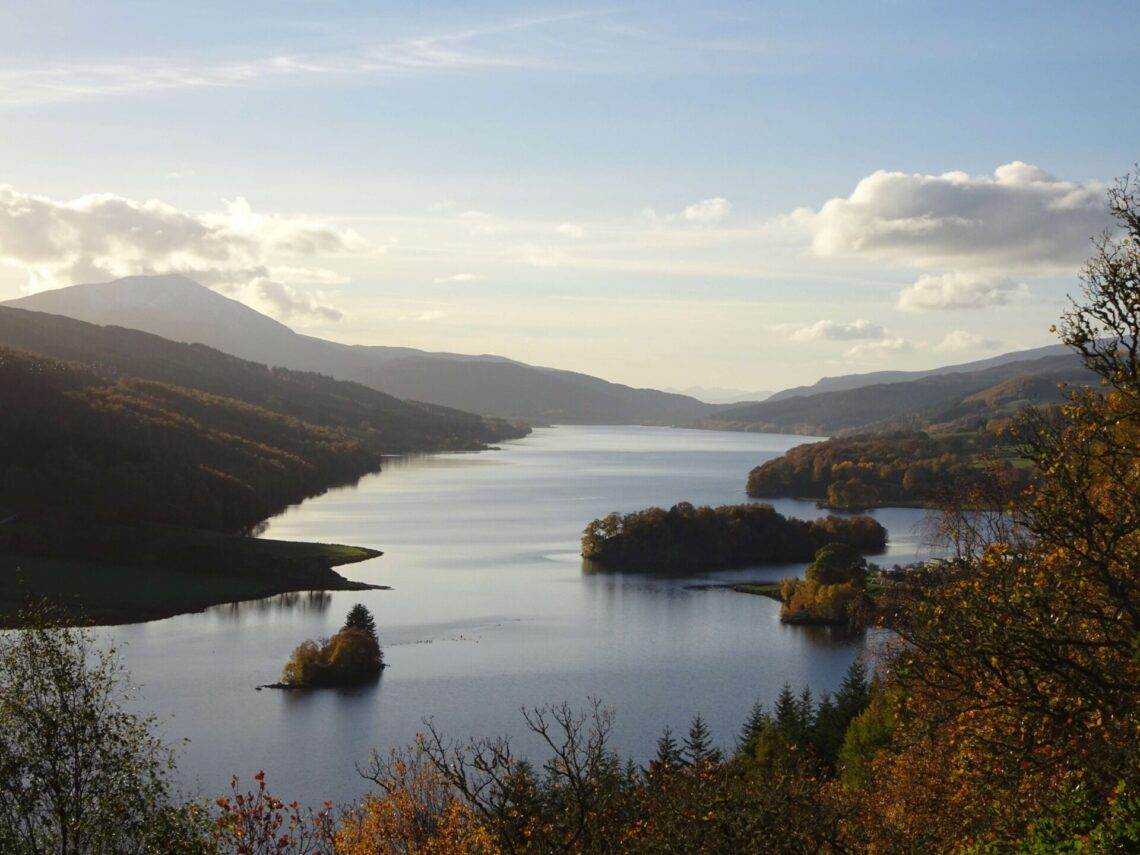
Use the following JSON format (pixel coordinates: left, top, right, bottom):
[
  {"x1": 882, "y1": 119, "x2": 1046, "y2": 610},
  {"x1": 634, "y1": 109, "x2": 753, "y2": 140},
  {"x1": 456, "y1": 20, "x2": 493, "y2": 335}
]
[{"x1": 0, "y1": 524, "x2": 383, "y2": 626}]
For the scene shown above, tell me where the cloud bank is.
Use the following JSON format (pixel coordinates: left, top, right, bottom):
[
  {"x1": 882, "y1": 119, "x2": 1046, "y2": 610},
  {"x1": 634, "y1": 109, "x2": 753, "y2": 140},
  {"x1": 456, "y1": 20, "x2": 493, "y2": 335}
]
[
  {"x1": 796, "y1": 162, "x2": 1108, "y2": 271},
  {"x1": 0, "y1": 186, "x2": 364, "y2": 322}
]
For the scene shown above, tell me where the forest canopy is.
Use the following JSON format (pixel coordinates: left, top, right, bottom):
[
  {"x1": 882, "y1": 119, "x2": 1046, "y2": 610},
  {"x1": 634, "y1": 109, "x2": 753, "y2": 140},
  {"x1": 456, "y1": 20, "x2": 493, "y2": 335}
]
[{"x1": 581, "y1": 502, "x2": 886, "y2": 571}]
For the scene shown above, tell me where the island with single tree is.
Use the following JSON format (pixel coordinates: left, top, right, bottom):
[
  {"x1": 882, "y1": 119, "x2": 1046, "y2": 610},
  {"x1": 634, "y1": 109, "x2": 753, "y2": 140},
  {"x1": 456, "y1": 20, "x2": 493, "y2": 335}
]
[
  {"x1": 275, "y1": 603, "x2": 385, "y2": 689},
  {"x1": 581, "y1": 502, "x2": 886, "y2": 572}
]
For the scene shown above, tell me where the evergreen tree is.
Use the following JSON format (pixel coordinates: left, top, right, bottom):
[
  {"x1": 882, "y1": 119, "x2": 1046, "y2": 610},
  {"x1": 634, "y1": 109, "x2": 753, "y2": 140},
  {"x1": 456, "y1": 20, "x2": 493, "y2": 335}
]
[
  {"x1": 737, "y1": 700, "x2": 769, "y2": 754},
  {"x1": 773, "y1": 683, "x2": 803, "y2": 743},
  {"x1": 810, "y1": 693, "x2": 844, "y2": 766},
  {"x1": 834, "y1": 659, "x2": 870, "y2": 721},
  {"x1": 343, "y1": 603, "x2": 378, "y2": 641},
  {"x1": 649, "y1": 726, "x2": 683, "y2": 774},
  {"x1": 682, "y1": 715, "x2": 721, "y2": 765}
]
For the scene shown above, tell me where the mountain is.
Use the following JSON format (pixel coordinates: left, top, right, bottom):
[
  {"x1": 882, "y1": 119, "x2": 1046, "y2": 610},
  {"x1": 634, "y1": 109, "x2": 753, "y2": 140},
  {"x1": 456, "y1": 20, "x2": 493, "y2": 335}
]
[
  {"x1": 766, "y1": 344, "x2": 1071, "y2": 401},
  {"x1": 0, "y1": 305, "x2": 526, "y2": 532},
  {"x1": 702, "y1": 353, "x2": 1093, "y2": 436},
  {"x1": 3, "y1": 275, "x2": 718, "y2": 424}
]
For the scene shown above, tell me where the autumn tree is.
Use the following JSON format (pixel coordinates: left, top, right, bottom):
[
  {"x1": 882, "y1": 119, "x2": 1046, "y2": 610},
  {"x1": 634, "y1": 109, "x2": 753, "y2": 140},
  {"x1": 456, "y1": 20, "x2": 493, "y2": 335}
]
[{"x1": 852, "y1": 172, "x2": 1140, "y2": 849}]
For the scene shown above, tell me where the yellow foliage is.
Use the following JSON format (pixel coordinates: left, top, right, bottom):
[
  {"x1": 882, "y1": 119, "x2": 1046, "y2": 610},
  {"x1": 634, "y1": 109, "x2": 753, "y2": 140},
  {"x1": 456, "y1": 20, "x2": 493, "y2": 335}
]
[{"x1": 336, "y1": 756, "x2": 500, "y2": 855}]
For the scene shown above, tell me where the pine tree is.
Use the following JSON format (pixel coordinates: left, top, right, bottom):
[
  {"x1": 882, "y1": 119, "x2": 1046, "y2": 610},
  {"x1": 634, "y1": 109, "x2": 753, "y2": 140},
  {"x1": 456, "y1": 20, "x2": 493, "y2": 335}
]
[
  {"x1": 834, "y1": 659, "x2": 870, "y2": 721},
  {"x1": 649, "y1": 726, "x2": 683, "y2": 774},
  {"x1": 682, "y1": 714, "x2": 722, "y2": 765},
  {"x1": 343, "y1": 603, "x2": 378, "y2": 641},
  {"x1": 810, "y1": 693, "x2": 844, "y2": 766},
  {"x1": 738, "y1": 700, "x2": 769, "y2": 754},
  {"x1": 774, "y1": 682, "x2": 807, "y2": 744}
]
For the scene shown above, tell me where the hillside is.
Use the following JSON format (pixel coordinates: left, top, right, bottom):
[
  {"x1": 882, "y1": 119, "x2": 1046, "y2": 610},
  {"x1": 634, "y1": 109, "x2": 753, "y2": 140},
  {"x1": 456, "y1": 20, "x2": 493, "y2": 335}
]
[
  {"x1": 766, "y1": 343, "x2": 1071, "y2": 401},
  {"x1": 702, "y1": 354, "x2": 1092, "y2": 436},
  {"x1": 0, "y1": 336, "x2": 523, "y2": 532},
  {"x1": 0, "y1": 306, "x2": 524, "y2": 460},
  {"x1": 0, "y1": 313, "x2": 525, "y2": 623},
  {"x1": 746, "y1": 430, "x2": 1032, "y2": 509},
  {"x1": 4, "y1": 275, "x2": 718, "y2": 424}
]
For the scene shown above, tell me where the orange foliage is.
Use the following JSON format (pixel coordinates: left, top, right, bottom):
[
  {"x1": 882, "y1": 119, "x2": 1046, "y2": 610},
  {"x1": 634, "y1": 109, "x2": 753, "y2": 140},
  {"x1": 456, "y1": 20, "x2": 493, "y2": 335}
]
[{"x1": 336, "y1": 756, "x2": 500, "y2": 855}]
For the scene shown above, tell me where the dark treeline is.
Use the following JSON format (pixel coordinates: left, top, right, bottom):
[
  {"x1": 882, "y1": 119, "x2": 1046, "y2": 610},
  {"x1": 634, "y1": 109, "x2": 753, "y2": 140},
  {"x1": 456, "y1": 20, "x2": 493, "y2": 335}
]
[
  {"x1": 0, "y1": 342, "x2": 525, "y2": 533},
  {"x1": 746, "y1": 430, "x2": 1032, "y2": 509},
  {"x1": 581, "y1": 502, "x2": 886, "y2": 570}
]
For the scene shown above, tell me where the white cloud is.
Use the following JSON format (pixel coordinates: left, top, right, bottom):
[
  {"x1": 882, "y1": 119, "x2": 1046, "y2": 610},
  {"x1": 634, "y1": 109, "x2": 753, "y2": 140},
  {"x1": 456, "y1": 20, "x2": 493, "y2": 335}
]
[
  {"x1": 843, "y1": 336, "x2": 915, "y2": 360},
  {"x1": 790, "y1": 318, "x2": 886, "y2": 341},
  {"x1": 935, "y1": 330, "x2": 1000, "y2": 352},
  {"x1": 417, "y1": 310, "x2": 445, "y2": 322},
  {"x1": 0, "y1": 185, "x2": 363, "y2": 322},
  {"x1": 433, "y1": 272, "x2": 486, "y2": 284},
  {"x1": 898, "y1": 271, "x2": 1028, "y2": 311},
  {"x1": 795, "y1": 162, "x2": 1108, "y2": 271},
  {"x1": 682, "y1": 197, "x2": 732, "y2": 224},
  {"x1": 556, "y1": 222, "x2": 586, "y2": 238}
]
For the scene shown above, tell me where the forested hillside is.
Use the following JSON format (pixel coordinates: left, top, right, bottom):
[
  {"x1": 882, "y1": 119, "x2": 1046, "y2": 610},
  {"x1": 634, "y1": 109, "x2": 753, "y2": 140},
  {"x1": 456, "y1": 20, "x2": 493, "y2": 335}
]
[
  {"x1": 702, "y1": 354, "x2": 1090, "y2": 436},
  {"x1": 747, "y1": 430, "x2": 1031, "y2": 509},
  {"x1": 0, "y1": 306, "x2": 524, "y2": 454}
]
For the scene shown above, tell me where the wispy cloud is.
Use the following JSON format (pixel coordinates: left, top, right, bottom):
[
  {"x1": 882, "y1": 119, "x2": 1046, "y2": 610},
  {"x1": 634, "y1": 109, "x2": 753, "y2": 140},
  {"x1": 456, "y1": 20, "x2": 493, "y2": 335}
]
[
  {"x1": 0, "y1": 7, "x2": 801, "y2": 109},
  {"x1": 0, "y1": 17, "x2": 550, "y2": 108},
  {"x1": 433, "y1": 273, "x2": 486, "y2": 284}
]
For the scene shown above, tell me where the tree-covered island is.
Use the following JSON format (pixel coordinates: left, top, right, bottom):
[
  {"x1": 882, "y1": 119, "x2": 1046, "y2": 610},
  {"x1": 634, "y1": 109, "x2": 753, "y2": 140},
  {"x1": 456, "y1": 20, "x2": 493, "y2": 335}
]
[
  {"x1": 581, "y1": 502, "x2": 886, "y2": 571},
  {"x1": 277, "y1": 604, "x2": 385, "y2": 689}
]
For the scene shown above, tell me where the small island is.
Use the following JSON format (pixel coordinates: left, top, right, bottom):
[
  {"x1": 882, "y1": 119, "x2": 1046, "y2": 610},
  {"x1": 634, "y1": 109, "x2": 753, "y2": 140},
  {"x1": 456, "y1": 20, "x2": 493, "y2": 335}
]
[
  {"x1": 777, "y1": 542, "x2": 873, "y2": 625},
  {"x1": 276, "y1": 603, "x2": 385, "y2": 689},
  {"x1": 581, "y1": 502, "x2": 886, "y2": 571}
]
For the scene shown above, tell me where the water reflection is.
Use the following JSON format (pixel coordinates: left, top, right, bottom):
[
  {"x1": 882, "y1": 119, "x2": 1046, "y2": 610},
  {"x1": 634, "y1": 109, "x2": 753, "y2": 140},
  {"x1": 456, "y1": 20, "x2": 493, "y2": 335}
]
[
  {"x1": 115, "y1": 425, "x2": 938, "y2": 808},
  {"x1": 278, "y1": 673, "x2": 384, "y2": 706},
  {"x1": 213, "y1": 590, "x2": 333, "y2": 621}
]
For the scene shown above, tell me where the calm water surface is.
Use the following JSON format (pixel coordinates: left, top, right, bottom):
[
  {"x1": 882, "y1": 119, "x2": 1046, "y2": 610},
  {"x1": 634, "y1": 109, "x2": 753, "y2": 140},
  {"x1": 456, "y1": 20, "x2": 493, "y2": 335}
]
[{"x1": 111, "y1": 425, "x2": 938, "y2": 806}]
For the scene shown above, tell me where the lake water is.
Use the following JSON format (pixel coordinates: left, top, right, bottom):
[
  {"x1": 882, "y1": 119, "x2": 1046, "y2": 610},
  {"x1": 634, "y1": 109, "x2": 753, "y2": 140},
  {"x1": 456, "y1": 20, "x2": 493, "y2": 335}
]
[{"x1": 109, "y1": 425, "x2": 938, "y2": 806}]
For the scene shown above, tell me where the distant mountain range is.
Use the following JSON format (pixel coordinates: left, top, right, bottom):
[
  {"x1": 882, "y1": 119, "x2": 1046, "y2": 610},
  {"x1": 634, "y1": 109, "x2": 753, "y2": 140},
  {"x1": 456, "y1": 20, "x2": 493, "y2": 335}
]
[
  {"x1": 765, "y1": 344, "x2": 1071, "y2": 402},
  {"x1": 2, "y1": 274, "x2": 1094, "y2": 436},
  {"x1": 702, "y1": 352, "x2": 1092, "y2": 436},
  {"x1": 3, "y1": 275, "x2": 719, "y2": 425}
]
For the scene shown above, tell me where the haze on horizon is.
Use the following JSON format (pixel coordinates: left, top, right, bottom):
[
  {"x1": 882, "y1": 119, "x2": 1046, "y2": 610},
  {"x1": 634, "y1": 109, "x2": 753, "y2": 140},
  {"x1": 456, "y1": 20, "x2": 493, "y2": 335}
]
[{"x1": 0, "y1": 0, "x2": 1136, "y2": 394}]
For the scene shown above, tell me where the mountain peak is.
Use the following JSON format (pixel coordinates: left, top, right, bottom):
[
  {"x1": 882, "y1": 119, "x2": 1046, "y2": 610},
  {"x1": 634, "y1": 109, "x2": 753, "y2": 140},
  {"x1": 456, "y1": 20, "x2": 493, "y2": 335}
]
[{"x1": 2, "y1": 274, "x2": 298, "y2": 359}]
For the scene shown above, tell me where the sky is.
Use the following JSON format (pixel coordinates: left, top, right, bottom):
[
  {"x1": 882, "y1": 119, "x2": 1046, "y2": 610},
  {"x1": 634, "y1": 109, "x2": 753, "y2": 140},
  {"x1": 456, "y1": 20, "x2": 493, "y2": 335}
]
[{"x1": 0, "y1": 1, "x2": 1137, "y2": 396}]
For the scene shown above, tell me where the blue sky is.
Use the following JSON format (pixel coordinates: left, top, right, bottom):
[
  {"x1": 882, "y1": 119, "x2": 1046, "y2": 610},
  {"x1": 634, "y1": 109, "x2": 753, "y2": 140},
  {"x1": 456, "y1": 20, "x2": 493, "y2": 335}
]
[{"x1": 0, "y1": 1, "x2": 1137, "y2": 394}]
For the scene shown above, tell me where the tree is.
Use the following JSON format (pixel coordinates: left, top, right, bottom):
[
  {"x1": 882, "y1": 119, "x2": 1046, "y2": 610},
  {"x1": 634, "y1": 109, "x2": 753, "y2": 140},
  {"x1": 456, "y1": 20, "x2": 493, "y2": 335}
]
[
  {"x1": 343, "y1": 603, "x2": 378, "y2": 641},
  {"x1": 853, "y1": 173, "x2": 1140, "y2": 848},
  {"x1": 649, "y1": 726, "x2": 683, "y2": 774},
  {"x1": 0, "y1": 607, "x2": 209, "y2": 854},
  {"x1": 682, "y1": 715, "x2": 721, "y2": 766},
  {"x1": 805, "y1": 542, "x2": 867, "y2": 586}
]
